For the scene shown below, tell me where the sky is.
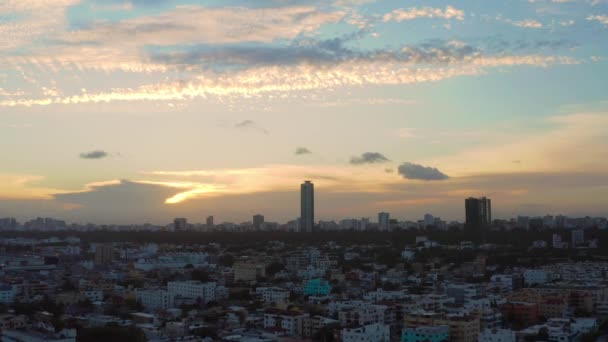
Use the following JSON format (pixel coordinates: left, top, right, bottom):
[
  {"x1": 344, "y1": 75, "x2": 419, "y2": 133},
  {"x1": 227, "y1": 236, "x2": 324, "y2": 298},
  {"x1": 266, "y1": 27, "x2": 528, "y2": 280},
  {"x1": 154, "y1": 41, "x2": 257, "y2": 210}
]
[{"x1": 1, "y1": 0, "x2": 608, "y2": 224}]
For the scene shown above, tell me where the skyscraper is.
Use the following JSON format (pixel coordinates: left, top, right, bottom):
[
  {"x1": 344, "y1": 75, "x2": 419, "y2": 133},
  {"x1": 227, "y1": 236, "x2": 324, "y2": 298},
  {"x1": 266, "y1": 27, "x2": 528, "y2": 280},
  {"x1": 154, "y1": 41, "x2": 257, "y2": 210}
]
[
  {"x1": 253, "y1": 214, "x2": 264, "y2": 231},
  {"x1": 206, "y1": 216, "x2": 214, "y2": 229},
  {"x1": 301, "y1": 180, "x2": 314, "y2": 232},
  {"x1": 465, "y1": 197, "x2": 491, "y2": 240},
  {"x1": 378, "y1": 212, "x2": 390, "y2": 231}
]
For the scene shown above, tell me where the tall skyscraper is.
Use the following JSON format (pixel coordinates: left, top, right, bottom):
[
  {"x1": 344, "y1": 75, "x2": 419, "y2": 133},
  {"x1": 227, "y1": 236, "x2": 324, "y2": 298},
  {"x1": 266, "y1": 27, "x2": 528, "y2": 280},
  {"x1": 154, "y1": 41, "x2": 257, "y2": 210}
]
[
  {"x1": 301, "y1": 180, "x2": 314, "y2": 232},
  {"x1": 465, "y1": 197, "x2": 491, "y2": 240},
  {"x1": 378, "y1": 212, "x2": 390, "y2": 231},
  {"x1": 206, "y1": 216, "x2": 214, "y2": 229},
  {"x1": 253, "y1": 214, "x2": 264, "y2": 231}
]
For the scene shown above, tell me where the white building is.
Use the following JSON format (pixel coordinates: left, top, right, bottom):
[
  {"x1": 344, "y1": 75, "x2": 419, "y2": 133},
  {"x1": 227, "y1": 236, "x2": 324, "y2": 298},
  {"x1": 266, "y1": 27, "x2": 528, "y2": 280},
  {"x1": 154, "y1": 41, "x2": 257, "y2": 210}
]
[
  {"x1": 363, "y1": 289, "x2": 407, "y2": 303},
  {"x1": 479, "y1": 328, "x2": 516, "y2": 342},
  {"x1": 342, "y1": 323, "x2": 390, "y2": 342},
  {"x1": 136, "y1": 288, "x2": 174, "y2": 311},
  {"x1": 167, "y1": 281, "x2": 225, "y2": 304},
  {"x1": 255, "y1": 287, "x2": 290, "y2": 304},
  {"x1": 263, "y1": 309, "x2": 308, "y2": 336},
  {"x1": 523, "y1": 269, "x2": 551, "y2": 286},
  {"x1": 338, "y1": 304, "x2": 388, "y2": 326}
]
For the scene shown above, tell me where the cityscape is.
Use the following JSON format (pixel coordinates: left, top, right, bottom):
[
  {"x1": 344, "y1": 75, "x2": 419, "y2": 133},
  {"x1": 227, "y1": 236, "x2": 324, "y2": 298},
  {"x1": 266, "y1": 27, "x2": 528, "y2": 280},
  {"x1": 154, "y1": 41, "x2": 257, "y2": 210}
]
[
  {"x1": 1, "y1": 181, "x2": 608, "y2": 341},
  {"x1": 1, "y1": 0, "x2": 608, "y2": 341}
]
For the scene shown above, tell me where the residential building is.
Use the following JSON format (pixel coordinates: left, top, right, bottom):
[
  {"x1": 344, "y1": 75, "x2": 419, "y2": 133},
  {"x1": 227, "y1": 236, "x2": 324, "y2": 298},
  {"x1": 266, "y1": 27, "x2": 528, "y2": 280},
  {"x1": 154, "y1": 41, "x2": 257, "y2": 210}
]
[
  {"x1": 136, "y1": 288, "x2": 174, "y2": 311},
  {"x1": 342, "y1": 323, "x2": 390, "y2": 342},
  {"x1": 167, "y1": 281, "x2": 223, "y2": 304},
  {"x1": 401, "y1": 325, "x2": 449, "y2": 342}
]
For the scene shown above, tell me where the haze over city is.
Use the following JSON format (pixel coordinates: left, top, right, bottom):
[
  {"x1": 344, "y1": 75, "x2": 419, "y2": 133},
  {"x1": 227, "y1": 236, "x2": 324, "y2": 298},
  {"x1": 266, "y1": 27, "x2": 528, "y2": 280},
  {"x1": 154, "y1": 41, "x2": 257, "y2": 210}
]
[{"x1": 1, "y1": 0, "x2": 608, "y2": 224}]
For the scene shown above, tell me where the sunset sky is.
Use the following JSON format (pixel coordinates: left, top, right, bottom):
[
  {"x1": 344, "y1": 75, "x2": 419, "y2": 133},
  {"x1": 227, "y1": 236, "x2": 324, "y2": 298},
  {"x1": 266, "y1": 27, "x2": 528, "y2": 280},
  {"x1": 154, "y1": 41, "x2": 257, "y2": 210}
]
[{"x1": 1, "y1": 0, "x2": 607, "y2": 224}]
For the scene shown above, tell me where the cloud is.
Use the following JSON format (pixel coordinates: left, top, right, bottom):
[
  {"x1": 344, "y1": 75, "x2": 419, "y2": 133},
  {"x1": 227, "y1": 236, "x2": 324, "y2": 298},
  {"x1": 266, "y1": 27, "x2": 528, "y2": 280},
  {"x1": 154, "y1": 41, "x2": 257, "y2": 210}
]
[
  {"x1": 1, "y1": 53, "x2": 578, "y2": 107},
  {"x1": 350, "y1": 152, "x2": 390, "y2": 165},
  {"x1": 587, "y1": 15, "x2": 608, "y2": 26},
  {"x1": 295, "y1": 147, "x2": 312, "y2": 155},
  {"x1": 512, "y1": 19, "x2": 543, "y2": 28},
  {"x1": 398, "y1": 162, "x2": 449, "y2": 180},
  {"x1": 383, "y1": 6, "x2": 464, "y2": 22},
  {"x1": 60, "y1": 5, "x2": 346, "y2": 47},
  {"x1": 79, "y1": 150, "x2": 109, "y2": 159},
  {"x1": 234, "y1": 120, "x2": 269, "y2": 134}
]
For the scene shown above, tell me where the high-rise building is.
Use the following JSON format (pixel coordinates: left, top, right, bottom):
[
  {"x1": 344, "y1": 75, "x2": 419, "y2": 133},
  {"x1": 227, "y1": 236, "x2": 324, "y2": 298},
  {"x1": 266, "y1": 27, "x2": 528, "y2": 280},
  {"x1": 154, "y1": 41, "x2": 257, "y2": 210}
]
[
  {"x1": 94, "y1": 244, "x2": 114, "y2": 265},
  {"x1": 465, "y1": 197, "x2": 491, "y2": 240},
  {"x1": 206, "y1": 216, "x2": 214, "y2": 229},
  {"x1": 378, "y1": 212, "x2": 390, "y2": 231},
  {"x1": 300, "y1": 181, "x2": 314, "y2": 232},
  {"x1": 174, "y1": 218, "x2": 187, "y2": 231},
  {"x1": 253, "y1": 214, "x2": 264, "y2": 231}
]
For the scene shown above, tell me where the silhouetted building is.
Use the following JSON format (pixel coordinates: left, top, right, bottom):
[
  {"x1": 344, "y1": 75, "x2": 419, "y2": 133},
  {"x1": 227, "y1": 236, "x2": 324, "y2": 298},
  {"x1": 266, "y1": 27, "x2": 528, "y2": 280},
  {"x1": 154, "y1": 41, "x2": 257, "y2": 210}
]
[
  {"x1": 378, "y1": 212, "x2": 390, "y2": 231},
  {"x1": 206, "y1": 216, "x2": 214, "y2": 229},
  {"x1": 301, "y1": 181, "x2": 314, "y2": 232},
  {"x1": 174, "y1": 218, "x2": 187, "y2": 231},
  {"x1": 253, "y1": 214, "x2": 264, "y2": 231},
  {"x1": 94, "y1": 244, "x2": 114, "y2": 265},
  {"x1": 465, "y1": 197, "x2": 491, "y2": 241}
]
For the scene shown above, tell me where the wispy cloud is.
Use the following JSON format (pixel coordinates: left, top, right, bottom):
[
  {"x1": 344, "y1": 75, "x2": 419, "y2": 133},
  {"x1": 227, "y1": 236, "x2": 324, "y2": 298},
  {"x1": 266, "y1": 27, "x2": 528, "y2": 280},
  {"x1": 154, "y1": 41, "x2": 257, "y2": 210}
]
[
  {"x1": 383, "y1": 6, "x2": 464, "y2": 22},
  {"x1": 512, "y1": 19, "x2": 543, "y2": 28},
  {"x1": 234, "y1": 120, "x2": 269, "y2": 134},
  {"x1": 587, "y1": 14, "x2": 608, "y2": 26}
]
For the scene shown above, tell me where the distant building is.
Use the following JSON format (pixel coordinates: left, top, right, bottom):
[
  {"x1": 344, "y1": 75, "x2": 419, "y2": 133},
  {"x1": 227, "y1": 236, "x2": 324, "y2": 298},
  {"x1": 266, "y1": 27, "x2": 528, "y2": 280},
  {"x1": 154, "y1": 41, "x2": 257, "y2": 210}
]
[
  {"x1": 378, "y1": 212, "x2": 390, "y2": 231},
  {"x1": 424, "y1": 214, "x2": 435, "y2": 227},
  {"x1": 571, "y1": 229, "x2": 585, "y2": 247},
  {"x1": 301, "y1": 181, "x2": 314, "y2": 232},
  {"x1": 167, "y1": 281, "x2": 224, "y2": 304},
  {"x1": 342, "y1": 323, "x2": 390, "y2": 342},
  {"x1": 136, "y1": 288, "x2": 173, "y2": 311},
  {"x1": 465, "y1": 197, "x2": 491, "y2": 240},
  {"x1": 94, "y1": 244, "x2": 114, "y2": 266},
  {"x1": 552, "y1": 234, "x2": 564, "y2": 248},
  {"x1": 402, "y1": 325, "x2": 449, "y2": 342},
  {"x1": 206, "y1": 216, "x2": 214, "y2": 229},
  {"x1": 234, "y1": 261, "x2": 265, "y2": 282},
  {"x1": 478, "y1": 329, "x2": 515, "y2": 342},
  {"x1": 253, "y1": 214, "x2": 264, "y2": 231},
  {"x1": 174, "y1": 218, "x2": 187, "y2": 231}
]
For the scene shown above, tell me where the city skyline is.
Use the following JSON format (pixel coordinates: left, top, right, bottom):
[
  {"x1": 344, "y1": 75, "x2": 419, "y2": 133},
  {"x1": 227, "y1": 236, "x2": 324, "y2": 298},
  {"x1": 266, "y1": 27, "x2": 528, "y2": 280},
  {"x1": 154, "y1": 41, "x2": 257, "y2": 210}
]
[{"x1": 1, "y1": 0, "x2": 607, "y2": 223}]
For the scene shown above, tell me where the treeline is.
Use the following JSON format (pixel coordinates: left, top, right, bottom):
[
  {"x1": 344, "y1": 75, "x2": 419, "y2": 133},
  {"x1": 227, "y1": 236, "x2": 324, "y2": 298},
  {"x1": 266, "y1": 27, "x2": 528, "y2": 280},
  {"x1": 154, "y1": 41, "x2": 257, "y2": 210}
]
[{"x1": 1, "y1": 228, "x2": 607, "y2": 250}]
